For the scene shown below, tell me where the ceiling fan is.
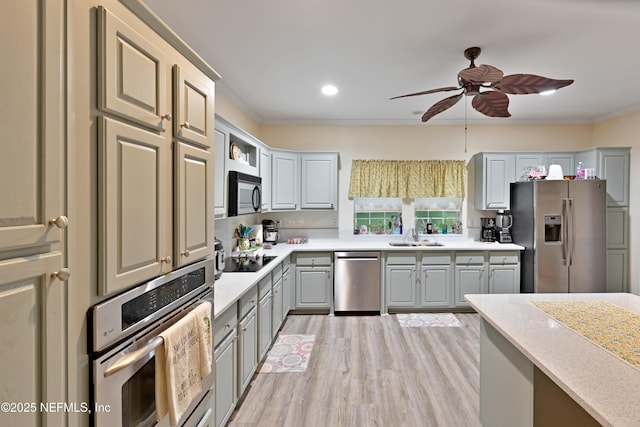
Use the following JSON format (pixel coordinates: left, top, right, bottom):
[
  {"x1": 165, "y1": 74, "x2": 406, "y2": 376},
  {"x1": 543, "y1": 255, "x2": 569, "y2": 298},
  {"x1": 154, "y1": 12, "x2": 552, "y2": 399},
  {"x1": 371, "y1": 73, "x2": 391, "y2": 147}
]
[{"x1": 391, "y1": 47, "x2": 574, "y2": 123}]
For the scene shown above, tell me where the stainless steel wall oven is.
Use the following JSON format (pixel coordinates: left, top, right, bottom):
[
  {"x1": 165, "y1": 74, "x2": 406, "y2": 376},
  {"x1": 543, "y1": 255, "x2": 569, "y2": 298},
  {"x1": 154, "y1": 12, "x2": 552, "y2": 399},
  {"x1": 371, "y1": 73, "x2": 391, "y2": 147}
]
[{"x1": 88, "y1": 259, "x2": 215, "y2": 427}]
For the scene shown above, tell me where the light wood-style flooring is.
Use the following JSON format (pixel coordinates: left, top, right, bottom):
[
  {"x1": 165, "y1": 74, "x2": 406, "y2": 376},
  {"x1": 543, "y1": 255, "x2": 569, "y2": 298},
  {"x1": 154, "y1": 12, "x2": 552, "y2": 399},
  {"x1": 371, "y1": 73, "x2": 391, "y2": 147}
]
[{"x1": 228, "y1": 313, "x2": 481, "y2": 427}]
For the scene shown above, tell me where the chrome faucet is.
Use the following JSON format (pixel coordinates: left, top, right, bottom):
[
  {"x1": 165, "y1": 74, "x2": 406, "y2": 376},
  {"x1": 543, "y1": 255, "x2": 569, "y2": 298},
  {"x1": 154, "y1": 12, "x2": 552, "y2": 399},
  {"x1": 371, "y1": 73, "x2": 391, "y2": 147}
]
[{"x1": 404, "y1": 228, "x2": 419, "y2": 242}]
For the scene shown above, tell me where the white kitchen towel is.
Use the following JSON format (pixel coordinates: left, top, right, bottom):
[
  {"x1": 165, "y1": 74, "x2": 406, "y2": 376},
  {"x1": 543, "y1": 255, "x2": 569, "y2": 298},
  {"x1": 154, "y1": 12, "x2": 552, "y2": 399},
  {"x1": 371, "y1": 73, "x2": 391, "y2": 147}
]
[
  {"x1": 192, "y1": 301, "x2": 213, "y2": 377},
  {"x1": 155, "y1": 311, "x2": 202, "y2": 426}
]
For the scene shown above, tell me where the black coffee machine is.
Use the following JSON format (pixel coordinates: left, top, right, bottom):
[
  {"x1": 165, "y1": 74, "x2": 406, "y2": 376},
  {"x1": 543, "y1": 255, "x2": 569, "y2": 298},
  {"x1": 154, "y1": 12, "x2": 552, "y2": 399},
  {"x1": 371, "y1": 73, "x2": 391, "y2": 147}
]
[
  {"x1": 481, "y1": 217, "x2": 497, "y2": 242},
  {"x1": 262, "y1": 219, "x2": 278, "y2": 245}
]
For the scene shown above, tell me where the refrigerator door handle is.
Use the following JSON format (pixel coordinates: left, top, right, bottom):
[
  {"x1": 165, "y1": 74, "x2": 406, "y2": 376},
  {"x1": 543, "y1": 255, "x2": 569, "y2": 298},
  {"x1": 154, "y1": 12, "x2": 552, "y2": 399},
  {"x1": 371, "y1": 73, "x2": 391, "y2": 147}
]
[
  {"x1": 561, "y1": 198, "x2": 569, "y2": 266},
  {"x1": 568, "y1": 198, "x2": 574, "y2": 267}
]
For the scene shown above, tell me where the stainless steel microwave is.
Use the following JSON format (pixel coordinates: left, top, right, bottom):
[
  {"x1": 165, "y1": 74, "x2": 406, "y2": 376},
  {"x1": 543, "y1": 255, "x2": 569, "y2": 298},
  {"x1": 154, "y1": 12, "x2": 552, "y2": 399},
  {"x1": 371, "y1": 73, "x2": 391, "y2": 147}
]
[{"x1": 228, "y1": 171, "x2": 262, "y2": 216}]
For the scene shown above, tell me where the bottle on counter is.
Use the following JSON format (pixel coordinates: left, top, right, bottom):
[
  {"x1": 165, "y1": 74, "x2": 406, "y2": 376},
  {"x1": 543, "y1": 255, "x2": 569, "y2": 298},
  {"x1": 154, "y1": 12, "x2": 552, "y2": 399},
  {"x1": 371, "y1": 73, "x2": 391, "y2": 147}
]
[
  {"x1": 426, "y1": 221, "x2": 433, "y2": 234},
  {"x1": 576, "y1": 161, "x2": 585, "y2": 179}
]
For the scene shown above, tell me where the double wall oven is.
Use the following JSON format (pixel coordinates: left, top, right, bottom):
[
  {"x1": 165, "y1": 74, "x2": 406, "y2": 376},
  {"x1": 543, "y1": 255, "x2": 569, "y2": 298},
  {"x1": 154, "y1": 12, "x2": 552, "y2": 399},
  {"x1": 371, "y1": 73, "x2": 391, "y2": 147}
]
[{"x1": 88, "y1": 258, "x2": 215, "y2": 427}]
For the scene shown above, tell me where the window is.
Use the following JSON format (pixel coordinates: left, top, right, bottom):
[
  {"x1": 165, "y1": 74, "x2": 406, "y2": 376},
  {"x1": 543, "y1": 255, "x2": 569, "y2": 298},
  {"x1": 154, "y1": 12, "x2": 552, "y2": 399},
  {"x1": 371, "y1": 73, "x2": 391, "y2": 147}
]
[
  {"x1": 414, "y1": 198, "x2": 462, "y2": 235},
  {"x1": 353, "y1": 198, "x2": 402, "y2": 235}
]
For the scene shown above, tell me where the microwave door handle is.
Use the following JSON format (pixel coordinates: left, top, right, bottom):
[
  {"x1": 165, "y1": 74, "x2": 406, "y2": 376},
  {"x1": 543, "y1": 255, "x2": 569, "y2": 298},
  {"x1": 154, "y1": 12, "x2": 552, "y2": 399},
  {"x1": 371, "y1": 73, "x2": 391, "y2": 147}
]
[
  {"x1": 252, "y1": 186, "x2": 261, "y2": 211},
  {"x1": 103, "y1": 336, "x2": 163, "y2": 377}
]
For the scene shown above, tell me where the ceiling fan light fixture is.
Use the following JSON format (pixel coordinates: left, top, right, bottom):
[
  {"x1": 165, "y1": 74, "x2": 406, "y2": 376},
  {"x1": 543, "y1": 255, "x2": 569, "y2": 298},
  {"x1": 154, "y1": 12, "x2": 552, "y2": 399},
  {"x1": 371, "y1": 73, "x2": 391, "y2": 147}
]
[
  {"x1": 321, "y1": 84, "x2": 338, "y2": 96},
  {"x1": 539, "y1": 89, "x2": 556, "y2": 96}
]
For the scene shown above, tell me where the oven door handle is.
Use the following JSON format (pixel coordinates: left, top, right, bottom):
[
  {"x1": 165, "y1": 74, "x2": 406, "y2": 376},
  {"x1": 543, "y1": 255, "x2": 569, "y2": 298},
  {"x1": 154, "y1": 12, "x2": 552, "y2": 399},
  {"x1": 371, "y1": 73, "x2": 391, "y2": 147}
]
[{"x1": 104, "y1": 336, "x2": 163, "y2": 377}]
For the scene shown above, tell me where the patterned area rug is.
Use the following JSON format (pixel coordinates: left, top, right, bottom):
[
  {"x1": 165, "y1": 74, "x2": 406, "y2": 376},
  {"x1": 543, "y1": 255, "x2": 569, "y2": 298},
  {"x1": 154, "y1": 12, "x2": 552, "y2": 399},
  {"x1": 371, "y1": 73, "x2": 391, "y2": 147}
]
[
  {"x1": 530, "y1": 300, "x2": 640, "y2": 370},
  {"x1": 259, "y1": 334, "x2": 315, "y2": 373},
  {"x1": 397, "y1": 313, "x2": 462, "y2": 328}
]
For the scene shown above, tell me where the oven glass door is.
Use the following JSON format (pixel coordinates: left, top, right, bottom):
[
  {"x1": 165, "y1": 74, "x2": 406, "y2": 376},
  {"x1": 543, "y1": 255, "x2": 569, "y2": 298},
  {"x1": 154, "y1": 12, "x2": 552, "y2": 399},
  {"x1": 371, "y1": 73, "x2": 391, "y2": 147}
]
[
  {"x1": 237, "y1": 181, "x2": 261, "y2": 214},
  {"x1": 122, "y1": 358, "x2": 156, "y2": 427}
]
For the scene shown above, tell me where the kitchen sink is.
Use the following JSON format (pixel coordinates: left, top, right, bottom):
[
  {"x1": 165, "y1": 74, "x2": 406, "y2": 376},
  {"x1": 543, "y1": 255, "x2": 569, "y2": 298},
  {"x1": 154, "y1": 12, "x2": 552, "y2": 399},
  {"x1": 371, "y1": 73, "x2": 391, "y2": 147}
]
[{"x1": 388, "y1": 241, "x2": 444, "y2": 247}]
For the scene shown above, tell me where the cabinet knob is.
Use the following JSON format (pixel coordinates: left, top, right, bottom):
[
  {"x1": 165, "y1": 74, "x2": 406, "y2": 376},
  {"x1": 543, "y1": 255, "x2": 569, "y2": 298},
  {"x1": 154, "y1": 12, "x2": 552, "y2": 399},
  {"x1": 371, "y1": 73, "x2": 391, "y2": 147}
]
[
  {"x1": 225, "y1": 322, "x2": 232, "y2": 329},
  {"x1": 51, "y1": 268, "x2": 71, "y2": 281},
  {"x1": 182, "y1": 250, "x2": 190, "y2": 258},
  {"x1": 49, "y1": 215, "x2": 69, "y2": 229},
  {"x1": 161, "y1": 256, "x2": 172, "y2": 264},
  {"x1": 181, "y1": 122, "x2": 190, "y2": 129},
  {"x1": 161, "y1": 113, "x2": 172, "y2": 121}
]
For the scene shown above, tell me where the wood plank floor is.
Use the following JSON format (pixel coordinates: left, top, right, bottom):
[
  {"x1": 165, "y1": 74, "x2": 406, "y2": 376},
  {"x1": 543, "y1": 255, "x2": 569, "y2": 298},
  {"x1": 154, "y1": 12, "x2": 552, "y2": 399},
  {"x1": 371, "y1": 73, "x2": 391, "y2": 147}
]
[{"x1": 228, "y1": 313, "x2": 481, "y2": 427}]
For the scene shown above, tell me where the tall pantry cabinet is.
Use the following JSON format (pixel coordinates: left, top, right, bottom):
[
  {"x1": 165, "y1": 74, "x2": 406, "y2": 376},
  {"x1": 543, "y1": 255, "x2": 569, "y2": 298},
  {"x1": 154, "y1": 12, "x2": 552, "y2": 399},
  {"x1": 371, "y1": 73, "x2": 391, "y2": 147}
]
[{"x1": 0, "y1": 1, "x2": 67, "y2": 426}]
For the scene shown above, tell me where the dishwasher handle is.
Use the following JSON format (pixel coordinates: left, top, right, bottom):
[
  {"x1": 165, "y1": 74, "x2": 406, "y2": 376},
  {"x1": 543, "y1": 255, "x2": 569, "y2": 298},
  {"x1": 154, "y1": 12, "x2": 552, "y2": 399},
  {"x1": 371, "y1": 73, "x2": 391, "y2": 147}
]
[{"x1": 334, "y1": 251, "x2": 381, "y2": 260}]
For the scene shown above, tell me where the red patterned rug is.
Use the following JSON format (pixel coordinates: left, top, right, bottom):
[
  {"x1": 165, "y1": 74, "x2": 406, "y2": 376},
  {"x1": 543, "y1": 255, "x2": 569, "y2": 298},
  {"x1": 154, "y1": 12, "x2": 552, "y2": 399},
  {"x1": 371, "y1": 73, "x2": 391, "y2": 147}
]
[
  {"x1": 396, "y1": 313, "x2": 462, "y2": 327},
  {"x1": 258, "y1": 334, "x2": 315, "y2": 373}
]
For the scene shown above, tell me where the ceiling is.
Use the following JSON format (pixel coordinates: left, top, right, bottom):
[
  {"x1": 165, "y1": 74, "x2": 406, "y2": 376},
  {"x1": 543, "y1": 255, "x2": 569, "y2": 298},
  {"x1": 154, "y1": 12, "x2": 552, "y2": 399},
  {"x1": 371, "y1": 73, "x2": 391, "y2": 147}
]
[{"x1": 143, "y1": 0, "x2": 640, "y2": 125}]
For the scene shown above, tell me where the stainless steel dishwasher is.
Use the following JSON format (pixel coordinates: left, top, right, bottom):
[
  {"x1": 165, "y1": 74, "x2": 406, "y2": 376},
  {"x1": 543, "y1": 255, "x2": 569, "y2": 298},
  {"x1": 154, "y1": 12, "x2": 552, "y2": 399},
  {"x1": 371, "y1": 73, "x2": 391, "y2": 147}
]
[{"x1": 333, "y1": 251, "x2": 381, "y2": 313}]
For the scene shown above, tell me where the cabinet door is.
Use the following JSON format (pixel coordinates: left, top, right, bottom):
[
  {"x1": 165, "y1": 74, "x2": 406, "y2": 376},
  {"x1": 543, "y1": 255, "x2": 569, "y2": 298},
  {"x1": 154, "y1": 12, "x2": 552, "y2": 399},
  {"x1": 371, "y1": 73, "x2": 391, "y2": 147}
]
[
  {"x1": 515, "y1": 153, "x2": 545, "y2": 181},
  {"x1": 295, "y1": 267, "x2": 331, "y2": 308},
  {"x1": 214, "y1": 128, "x2": 227, "y2": 217},
  {"x1": 258, "y1": 292, "x2": 273, "y2": 359},
  {"x1": 421, "y1": 266, "x2": 452, "y2": 308},
  {"x1": 260, "y1": 148, "x2": 272, "y2": 211},
  {"x1": 606, "y1": 207, "x2": 628, "y2": 249},
  {"x1": 300, "y1": 153, "x2": 338, "y2": 209},
  {"x1": 0, "y1": 0, "x2": 64, "y2": 253},
  {"x1": 606, "y1": 249, "x2": 628, "y2": 293},
  {"x1": 97, "y1": 6, "x2": 169, "y2": 131},
  {"x1": 272, "y1": 151, "x2": 299, "y2": 210},
  {"x1": 0, "y1": 253, "x2": 65, "y2": 427},
  {"x1": 475, "y1": 154, "x2": 515, "y2": 210},
  {"x1": 98, "y1": 117, "x2": 172, "y2": 296},
  {"x1": 174, "y1": 142, "x2": 214, "y2": 267},
  {"x1": 547, "y1": 153, "x2": 574, "y2": 177},
  {"x1": 272, "y1": 279, "x2": 284, "y2": 336},
  {"x1": 282, "y1": 266, "x2": 292, "y2": 317},
  {"x1": 385, "y1": 266, "x2": 416, "y2": 308},
  {"x1": 455, "y1": 266, "x2": 487, "y2": 307},
  {"x1": 238, "y1": 308, "x2": 257, "y2": 395},
  {"x1": 173, "y1": 64, "x2": 215, "y2": 149},
  {"x1": 598, "y1": 149, "x2": 629, "y2": 207},
  {"x1": 214, "y1": 332, "x2": 237, "y2": 427},
  {"x1": 489, "y1": 266, "x2": 520, "y2": 294}
]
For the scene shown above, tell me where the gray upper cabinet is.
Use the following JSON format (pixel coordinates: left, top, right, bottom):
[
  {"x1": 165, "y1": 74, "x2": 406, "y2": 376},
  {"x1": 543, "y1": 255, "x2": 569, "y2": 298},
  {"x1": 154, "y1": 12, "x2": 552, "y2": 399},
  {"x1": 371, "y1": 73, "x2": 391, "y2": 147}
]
[
  {"x1": 474, "y1": 153, "x2": 515, "y2": 210},
  {"x1": 598, "y1": 148, "x2": 630, "y2": 207},
  {"x1": 272, "y1": 150, "x2": 300, "y2": 210},
  {"x1": 260, "y1": 147, "x2": 272, "y2": 212},
  {"x1": 300, "y1": 153, "x2": 338, "y2": 210},
  {"x1": 214, "y1": 128, "x2": 227, "y2": 217},
  {"x1": 547, "y1": 152, "x2": 575, "y2": 178},
  {"x1": 172, "y1": 63, "x2": 215, "y2": 149}
]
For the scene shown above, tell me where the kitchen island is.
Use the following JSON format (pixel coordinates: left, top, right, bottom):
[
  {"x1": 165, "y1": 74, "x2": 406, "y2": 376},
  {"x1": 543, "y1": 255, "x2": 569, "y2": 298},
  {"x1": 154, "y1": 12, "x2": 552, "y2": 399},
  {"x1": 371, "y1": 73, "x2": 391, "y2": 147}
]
[{"x1": 465, "y1": 293, "x2": 640, "y2": 427}]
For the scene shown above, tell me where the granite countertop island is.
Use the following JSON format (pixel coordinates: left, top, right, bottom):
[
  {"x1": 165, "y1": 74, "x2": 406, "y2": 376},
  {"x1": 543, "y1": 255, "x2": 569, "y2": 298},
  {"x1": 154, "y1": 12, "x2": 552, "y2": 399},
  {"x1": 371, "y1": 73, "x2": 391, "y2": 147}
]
[
  {"x1": 466, "y1": 292, "x2": 640, "y2": 427},
  {"x1": 214, "y1": 238, "x2": 523, "y2": 316}
]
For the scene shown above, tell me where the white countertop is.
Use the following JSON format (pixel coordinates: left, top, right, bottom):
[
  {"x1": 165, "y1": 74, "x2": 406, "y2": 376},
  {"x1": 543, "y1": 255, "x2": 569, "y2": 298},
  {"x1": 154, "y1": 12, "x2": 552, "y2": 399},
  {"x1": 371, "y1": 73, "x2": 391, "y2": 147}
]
[
  {"x1": 214, "y1": 238, "x2": 523, "y2": 316},
  {"x1": 465, "y1": 293, "x2": 640, "y2": 427}
]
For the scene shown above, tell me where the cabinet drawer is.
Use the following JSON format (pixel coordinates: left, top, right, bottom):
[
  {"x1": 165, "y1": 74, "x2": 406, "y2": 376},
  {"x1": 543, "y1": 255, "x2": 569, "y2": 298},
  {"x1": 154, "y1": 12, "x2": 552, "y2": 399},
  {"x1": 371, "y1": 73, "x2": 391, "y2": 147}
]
[
  {"x1": 214, "y1": 304, "x2": 238, "y2": 347},
  {"x1": 422, "y1": 253, "x2": 453, "y2": 265},
  {"x1": 239, "y1": 285, "x2": 258, "y2": 318},
  {"x1": 296, "y1": 252, "x2": 332, "y2": 266},
  {"x1": 386, "y1": 252, "x2": 417, "y2": 265},
  {"x1": 271, "y1": 262, "x2": 283, "y2": 280},
  {"x1": 455, "y1": 253, "x2": 486, "y2": 265},
  {"x1": 258, "y1": 275, "x2": 272, "y2": 299},
  {"x1": 489, "y1": 252, "x2": 519, "y2": 265}
]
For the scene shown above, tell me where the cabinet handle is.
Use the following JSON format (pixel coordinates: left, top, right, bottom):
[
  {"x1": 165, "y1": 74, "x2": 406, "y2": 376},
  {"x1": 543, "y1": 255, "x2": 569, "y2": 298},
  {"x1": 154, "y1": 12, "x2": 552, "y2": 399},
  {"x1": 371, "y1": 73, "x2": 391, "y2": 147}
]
[
  {"x1": 331, "y1": 203, "x2": 334, "y2": 209},
  {"x1": 242, "y1": 327, "x2": 248, "y2": 332},
  {"x1": 182, "y1": 250, "x2": 190, "y2": 258},
  {"x1": 161, "y1": 256, "x2": 172, "y2": 264},
  {"x1": 250, "y1": 299, "x2": 255, "y2": 304},
  {"x1": 181, "y1": 122, "x2": 190, "y2": 129},
  {"x1": 161, "y1": 113, "x2": 172, "y2": 121},
  {"x1": 49, "y1": 215, "x2": 69, "y2": 229},
  {"x1": 51, "y1": 268, "x2": 71, "y2": 281}
]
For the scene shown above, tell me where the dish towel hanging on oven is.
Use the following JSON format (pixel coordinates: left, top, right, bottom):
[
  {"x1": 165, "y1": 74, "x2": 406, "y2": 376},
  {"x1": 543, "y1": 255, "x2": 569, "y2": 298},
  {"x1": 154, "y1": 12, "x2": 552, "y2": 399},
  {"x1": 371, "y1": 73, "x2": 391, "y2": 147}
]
[{"x1": 155, "y1": 301, "x2": 213, "y2": 426}]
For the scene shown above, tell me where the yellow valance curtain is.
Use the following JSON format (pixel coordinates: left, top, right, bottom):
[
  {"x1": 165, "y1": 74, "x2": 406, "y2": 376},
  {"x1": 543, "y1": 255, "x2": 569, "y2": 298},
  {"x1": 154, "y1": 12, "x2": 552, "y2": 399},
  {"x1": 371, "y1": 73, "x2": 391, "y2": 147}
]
[{"x1": 348, "y1": 160, "x2": 466, "y2": 199}]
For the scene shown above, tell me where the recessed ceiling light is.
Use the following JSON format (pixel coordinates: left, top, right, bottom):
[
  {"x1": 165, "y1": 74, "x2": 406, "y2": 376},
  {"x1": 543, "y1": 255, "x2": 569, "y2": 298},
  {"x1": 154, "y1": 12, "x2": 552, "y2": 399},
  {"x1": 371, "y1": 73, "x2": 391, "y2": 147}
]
[
  {"x1": 540, "y1": 89, "x2": 556, "y2": 96},
  {"x1": 321, "y1": 84, "x2": 338, "y2": 96}
]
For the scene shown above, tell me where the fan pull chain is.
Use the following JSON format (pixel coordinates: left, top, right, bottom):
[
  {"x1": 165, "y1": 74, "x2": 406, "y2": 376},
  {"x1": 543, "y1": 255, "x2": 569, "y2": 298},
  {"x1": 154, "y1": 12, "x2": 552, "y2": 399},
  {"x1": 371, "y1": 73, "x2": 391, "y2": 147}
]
[{"x1": 464, "y1": 96, "x2": 468, "y2": 153}]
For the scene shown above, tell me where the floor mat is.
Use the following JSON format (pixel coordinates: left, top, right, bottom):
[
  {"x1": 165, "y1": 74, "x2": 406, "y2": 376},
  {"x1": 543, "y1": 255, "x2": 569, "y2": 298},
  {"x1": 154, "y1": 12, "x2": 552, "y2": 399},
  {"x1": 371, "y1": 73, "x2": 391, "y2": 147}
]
[
  {"x1": 397, "y1": 313, "x2": 462, "y2": 327},
  {"x1": 258, "y1": 334, "x2": 315, "y2": 373}
]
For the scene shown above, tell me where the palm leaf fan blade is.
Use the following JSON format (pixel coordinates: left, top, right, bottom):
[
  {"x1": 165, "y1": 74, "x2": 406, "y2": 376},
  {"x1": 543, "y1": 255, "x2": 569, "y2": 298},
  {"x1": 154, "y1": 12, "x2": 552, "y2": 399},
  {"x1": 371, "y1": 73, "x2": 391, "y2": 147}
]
[
  {"x1": 421, "y1": 93, "x2": 464, "y2": 122},
  {"x1": 390, "y1": 86, "x2": 461, "y2": 100},
  {"x1": 458, "y1": 64, "x2": 504, "y2": 84},
  {"x1": 471, "y1": 91, "x2": 511, "y2": 118},
  {"x1": 493, "y1": 74, "x2": 574, "y2": 94}
]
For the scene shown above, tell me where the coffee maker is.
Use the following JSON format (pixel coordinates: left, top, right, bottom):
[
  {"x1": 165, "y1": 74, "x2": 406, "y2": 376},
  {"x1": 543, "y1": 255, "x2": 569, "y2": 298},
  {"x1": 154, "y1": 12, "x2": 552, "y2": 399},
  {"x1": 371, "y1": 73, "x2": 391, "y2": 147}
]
[
  {"x1": 480, "y1": 217, "x2": 497, "y2": 242},
  {"x1": 262, "y1": 219, "x2": 279, "y2": 245},
  {"x1": 495, "y1": 210, "x2": 513, "y2": 243}
]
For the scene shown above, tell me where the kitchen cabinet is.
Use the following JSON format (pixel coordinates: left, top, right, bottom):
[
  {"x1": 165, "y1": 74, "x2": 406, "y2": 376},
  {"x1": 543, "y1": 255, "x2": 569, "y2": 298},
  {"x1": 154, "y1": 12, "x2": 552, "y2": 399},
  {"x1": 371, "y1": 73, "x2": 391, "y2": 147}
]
[
  {"x1": 258, "y1": 276, "x2": 273, "y2": 359},
  {"x1": 474, "y1": 153, "x2": 515, "y2": 210},
  {"x1": 546, "y1": 152, "x2": 575, "y2": 177},
  {"x1": 272, "y1": 277, "x2": 284, "y2": 336},
  {"x1": 514, "y1": 153, "x2": 546, "y2": 181},
  {"x1": 454, "y1": 253, "x2": 488, "y2": 307},
  {"x1": 386, "y1": 253, "x2": 418, "y2": 308},
  {"x1": 282, "y1": 256, "x2": 293, "y2": 316},
  {"x1": 214, "y1": 128, "x2": 227, "y2": 217},
  {"x1": 260, "y1": 147, "x2": 272, "y2": 212},
  {"x1": 272, "y1": 150, "x2": 300, "y2": 210},
  {"x1": 300, "y1": 153, "x2": 338, "y2": 210},
  {"x1": 216, "y1": 116, "x2": 260, "y2": 177},
  {"x1": 607, "y1": 249, "x2": 628, "y2": 293},
  {"x1": 238, "y1": 307, "x2": 258, "y2": 395},
  {"x1": 214, "y1": 329, "x2": 237, "y2": 427},
  {"x1": 488, "y1": 252, "x2": 520, "y2": 294},
  {"x1": 97, "y1": 6, "x2": 216, "y2": 294},
  {"x1": 295, "y1": 253, "x2": 332, "y2": 310},
  {"x1": 420, "y1": 254, "x2": 453, "y2": 308}
]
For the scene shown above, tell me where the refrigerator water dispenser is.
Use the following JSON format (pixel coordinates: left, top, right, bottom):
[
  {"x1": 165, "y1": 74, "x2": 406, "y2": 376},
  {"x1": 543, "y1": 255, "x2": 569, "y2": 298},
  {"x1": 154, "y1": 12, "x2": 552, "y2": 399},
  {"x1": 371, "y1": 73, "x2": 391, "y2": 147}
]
[{"x1": 544, "y1": 215, "x2": 562, "y2": 243}]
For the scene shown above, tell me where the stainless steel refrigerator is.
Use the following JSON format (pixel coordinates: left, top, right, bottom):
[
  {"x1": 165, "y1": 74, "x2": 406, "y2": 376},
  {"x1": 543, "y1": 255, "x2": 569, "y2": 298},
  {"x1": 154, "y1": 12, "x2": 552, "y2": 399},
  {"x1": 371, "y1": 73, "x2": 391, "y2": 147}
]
[{"x1": 510, "y1": 179, "x2": 607, "y2": 293}]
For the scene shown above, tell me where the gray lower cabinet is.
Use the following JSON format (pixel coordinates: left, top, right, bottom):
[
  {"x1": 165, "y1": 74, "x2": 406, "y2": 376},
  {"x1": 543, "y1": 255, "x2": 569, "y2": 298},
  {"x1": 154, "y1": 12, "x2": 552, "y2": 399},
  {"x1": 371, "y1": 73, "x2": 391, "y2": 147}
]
[
  {"x1": 214, "y1": 329, "x2": 237, "y2": 427},
  {"x1": 272, "y1": 277, "x2": 284, "y2": 336},
  {"x1": 258, "y1": 289, "x2": 272, "y2": 359},
  {"x1": 295, "y1": 253, "x2": 332, "y2": 309},
  {"x1": 420, "y1": 253, "x2": 453, "y2": 308},
  {"x1": 386, "y1": 265, "x2": 417, "y2": 308},
  {"x1": 282, "y1": 258, "x2": 293, "y2": 316},
  {"x1": 607, "y1": 249, "x2": 628, "y2": 293},
  {"x1": 454, "y1": 253, "x2": 488, "y2": 307},
  {"x1": 488, "y1": 252, "x2": 521, "y2": 294},
  {"x1": 238, "y1": 307, "x2": 257, "y2": 395}
]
